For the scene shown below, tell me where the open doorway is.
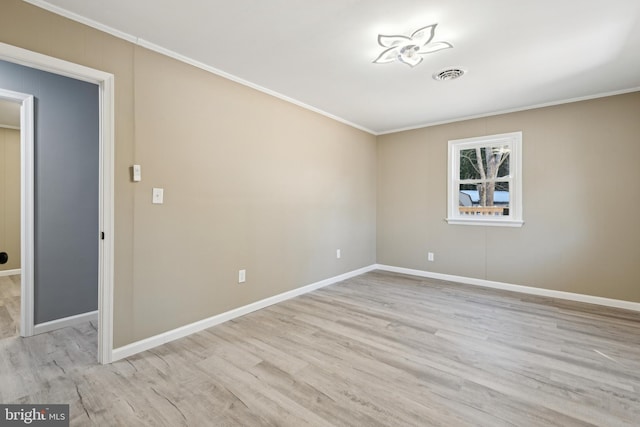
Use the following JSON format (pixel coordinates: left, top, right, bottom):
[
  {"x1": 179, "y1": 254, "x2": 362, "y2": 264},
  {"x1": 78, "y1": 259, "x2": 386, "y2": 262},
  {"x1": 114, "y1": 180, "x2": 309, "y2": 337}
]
[
  {"x1": 0, "y1": 98, "x2": 21, "y2": 339},
  {"x1": 0, "y1": 71, "x2": 100, "y2": 356},
  {"x1": 0, "y1": 42, "x2": 114, "y2": 364},
  {"x1": 0, "y1": 90, "x2": 33, "y2": 342}
]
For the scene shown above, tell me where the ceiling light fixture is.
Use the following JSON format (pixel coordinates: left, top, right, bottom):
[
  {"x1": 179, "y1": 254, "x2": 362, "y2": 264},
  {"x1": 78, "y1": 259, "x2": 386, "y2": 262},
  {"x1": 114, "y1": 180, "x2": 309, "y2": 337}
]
[{"x1": 373, "y1": 23, "x2": 453, "y2": 68}]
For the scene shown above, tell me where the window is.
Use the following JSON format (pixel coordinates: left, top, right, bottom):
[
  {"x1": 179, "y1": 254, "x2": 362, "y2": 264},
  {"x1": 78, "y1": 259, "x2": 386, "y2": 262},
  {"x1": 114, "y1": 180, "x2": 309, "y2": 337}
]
[{"x1": 447, "y1": 131, "x2": 523, "y2": 227}]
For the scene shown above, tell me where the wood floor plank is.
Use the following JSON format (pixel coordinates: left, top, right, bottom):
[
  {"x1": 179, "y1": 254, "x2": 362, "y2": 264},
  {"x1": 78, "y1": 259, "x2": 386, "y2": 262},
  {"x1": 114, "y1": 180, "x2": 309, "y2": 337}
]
[{"x1": 0, "y1": 275, "x2": 20, "y2": 339}]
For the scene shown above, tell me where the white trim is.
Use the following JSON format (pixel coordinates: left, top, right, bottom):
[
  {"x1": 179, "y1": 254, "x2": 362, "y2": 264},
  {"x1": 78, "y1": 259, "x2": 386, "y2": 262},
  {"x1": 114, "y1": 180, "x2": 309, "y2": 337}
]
[
  {"x1": 98, "y1": 71, "x2": 115, "y2": 365},
  {"x1": 20, "y1": 94, "x2": 34, "y2": 337},
  {"x1": 22, "y1": 1, "x2": 376, "y2": 136},
  {"x1": 0, "y1": 89, "x2": 35, "y2": 338},
  {"x1": 0, "y1": 269, "x2": 22, "y2": 277},
  {"x1": 378, "y1": 87, "x2": 640, "y2": 135},
  {"x1": 445, "y1": 218, "x2": 524, "y2": 227},
  {"x1": 33, "y1": 310, "x2": 99, "y2": 335},
  {"x1": 112, "y1": 265, "x2": 377, "y2": 362},
  {"x1": 0, "y1": 42, "x2": 115, "y2": 364},
  {"x1": 0, "y1": 42, "x2": 111, "y2": 85},
  {"x1": 375, "y1": 264, "x2": 640, "y2": 313}
]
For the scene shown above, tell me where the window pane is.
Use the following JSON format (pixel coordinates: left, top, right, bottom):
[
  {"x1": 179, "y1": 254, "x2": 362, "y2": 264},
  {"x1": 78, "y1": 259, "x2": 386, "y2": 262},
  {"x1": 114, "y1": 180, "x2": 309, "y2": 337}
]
[
  {"x1": 458, "y1": 182, "x2": 510, "y2": 216},
  {"x1": 493, "y1": 146, "x2": 510, "y2": 179},
  {"x1": 459, "y1": 149, "x2": 481, "y2": 180},
  {"x1": 459, "y1": 145, "x2": 510, "y2": 180}
]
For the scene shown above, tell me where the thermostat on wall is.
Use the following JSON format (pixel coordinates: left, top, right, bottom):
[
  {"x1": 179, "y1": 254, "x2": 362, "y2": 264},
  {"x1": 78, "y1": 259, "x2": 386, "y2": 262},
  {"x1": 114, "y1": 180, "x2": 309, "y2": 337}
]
[{"x1": 132, "y1": 164, "x2": 141, "y2": 182}]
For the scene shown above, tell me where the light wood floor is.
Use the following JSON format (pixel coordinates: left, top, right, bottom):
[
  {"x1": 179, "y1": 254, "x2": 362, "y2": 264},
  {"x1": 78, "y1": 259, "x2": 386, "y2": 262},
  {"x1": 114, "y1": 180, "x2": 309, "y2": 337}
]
[
  {"x1": 0, "y1": 274, "x2": 20, "y2": 339},
  {"x1": 1, "y1": 270, "x2": 639, "y2": 426}
]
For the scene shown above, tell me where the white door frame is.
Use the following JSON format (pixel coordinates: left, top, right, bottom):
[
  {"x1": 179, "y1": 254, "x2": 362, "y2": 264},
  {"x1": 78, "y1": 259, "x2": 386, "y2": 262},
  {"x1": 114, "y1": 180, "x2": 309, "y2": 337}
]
[
  {"x1": 0, "y1": 88, "x2": 34, "y2": 337},
  {"x1": 0, "y1": 42, "x2": 115, "y2": 364}
]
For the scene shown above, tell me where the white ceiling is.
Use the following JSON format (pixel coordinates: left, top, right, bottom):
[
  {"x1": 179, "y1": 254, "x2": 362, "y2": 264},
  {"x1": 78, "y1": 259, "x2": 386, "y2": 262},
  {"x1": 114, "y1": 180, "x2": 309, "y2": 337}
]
[{"x1": 27, "y1": 0, "x2": 640, "y2": 134}]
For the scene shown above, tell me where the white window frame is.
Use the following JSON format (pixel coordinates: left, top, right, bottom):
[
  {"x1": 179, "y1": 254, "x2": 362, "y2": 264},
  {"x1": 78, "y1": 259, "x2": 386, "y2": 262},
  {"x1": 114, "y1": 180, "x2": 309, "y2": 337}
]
[{"x1": 446, "y1": 131, "x2": 523, "y2": 227}]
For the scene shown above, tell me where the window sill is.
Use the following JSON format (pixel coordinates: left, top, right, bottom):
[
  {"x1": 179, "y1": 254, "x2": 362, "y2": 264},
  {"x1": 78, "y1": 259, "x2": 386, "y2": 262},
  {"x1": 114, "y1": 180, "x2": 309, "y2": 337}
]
[{"x1": 445, "y1": 218, "x2": 524, "y2": 227}]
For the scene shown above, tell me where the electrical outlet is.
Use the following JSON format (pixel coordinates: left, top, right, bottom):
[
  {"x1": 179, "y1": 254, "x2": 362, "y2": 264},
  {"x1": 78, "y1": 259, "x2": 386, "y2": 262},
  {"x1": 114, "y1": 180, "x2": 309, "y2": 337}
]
[
  {"x1": 336, "y1": 249, "x2": 341, "y2": 259},
  {"x1": 238, "y1": 269, "x2": 246, "y2": 283},
  {"x1": 428, "y1": 252, "x2": 435, "y2": 262}
]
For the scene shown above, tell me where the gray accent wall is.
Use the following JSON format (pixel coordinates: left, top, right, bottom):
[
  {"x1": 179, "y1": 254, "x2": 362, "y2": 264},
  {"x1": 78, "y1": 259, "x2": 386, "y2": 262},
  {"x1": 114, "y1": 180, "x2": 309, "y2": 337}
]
[{"x1": 0, "y1": 59, "x2": 99, "y2": 324}]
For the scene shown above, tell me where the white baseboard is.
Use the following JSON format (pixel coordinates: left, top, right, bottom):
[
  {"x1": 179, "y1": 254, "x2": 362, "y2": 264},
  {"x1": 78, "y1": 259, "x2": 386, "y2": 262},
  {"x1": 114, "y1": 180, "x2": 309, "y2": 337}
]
[
  {"x1": 375, "y1": 264, "x2": 640, "y2": 312},
  {"x1": 111, "y1": 264, "x2": 378, "y2": 362},
  {"x1": 0, "y1": 269, "x2": 21, "y2": 277},
  {"x1": 111, "y1": 262, "x2": 640, "y2": 363},
  {"x1": 33, "y1": 310, "x2": 98, "y2": 335}
]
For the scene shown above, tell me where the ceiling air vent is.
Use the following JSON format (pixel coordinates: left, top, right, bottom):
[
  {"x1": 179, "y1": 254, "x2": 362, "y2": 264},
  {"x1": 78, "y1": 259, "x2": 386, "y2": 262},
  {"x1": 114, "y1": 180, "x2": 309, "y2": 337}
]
[{"x1": 433, "y1": 68, "x2": 466, "y2": 81}]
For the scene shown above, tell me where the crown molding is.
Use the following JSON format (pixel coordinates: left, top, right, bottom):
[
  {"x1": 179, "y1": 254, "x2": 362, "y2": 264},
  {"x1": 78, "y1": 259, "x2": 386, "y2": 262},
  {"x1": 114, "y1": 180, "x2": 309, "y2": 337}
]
[{"x1": 378, "y1": 87, "x2": 640, "y2": 135}]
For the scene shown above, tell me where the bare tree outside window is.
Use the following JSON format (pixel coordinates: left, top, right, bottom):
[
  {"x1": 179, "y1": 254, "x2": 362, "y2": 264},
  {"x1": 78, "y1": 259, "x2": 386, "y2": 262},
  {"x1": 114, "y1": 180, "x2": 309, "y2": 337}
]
[{"x1": 459, "y1": 145, "x2": 510, "y2": 207}]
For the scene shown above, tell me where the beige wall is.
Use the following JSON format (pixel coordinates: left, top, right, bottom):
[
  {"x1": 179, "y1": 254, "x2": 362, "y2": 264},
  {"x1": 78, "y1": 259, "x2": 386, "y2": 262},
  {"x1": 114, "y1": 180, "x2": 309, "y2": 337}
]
[
  {"x1": 0, "y1": 127, "x2": 20, "y2": 271},
  {"x1": 131, "y1": 48, "x2": 376, "y2": 339},
  {"x1": 0, "y1": 0, "x2": 376, "y2": 346},
  {"x1": 378, "y1": 92, "x2": 640, "y2": 302}
]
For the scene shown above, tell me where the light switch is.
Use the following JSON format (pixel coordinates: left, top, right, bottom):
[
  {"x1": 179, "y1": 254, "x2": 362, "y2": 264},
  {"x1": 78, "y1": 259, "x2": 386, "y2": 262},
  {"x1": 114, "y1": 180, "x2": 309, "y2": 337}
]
[{"x1": 152, "y1": 188, "x2": 164, "y2": 204}]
